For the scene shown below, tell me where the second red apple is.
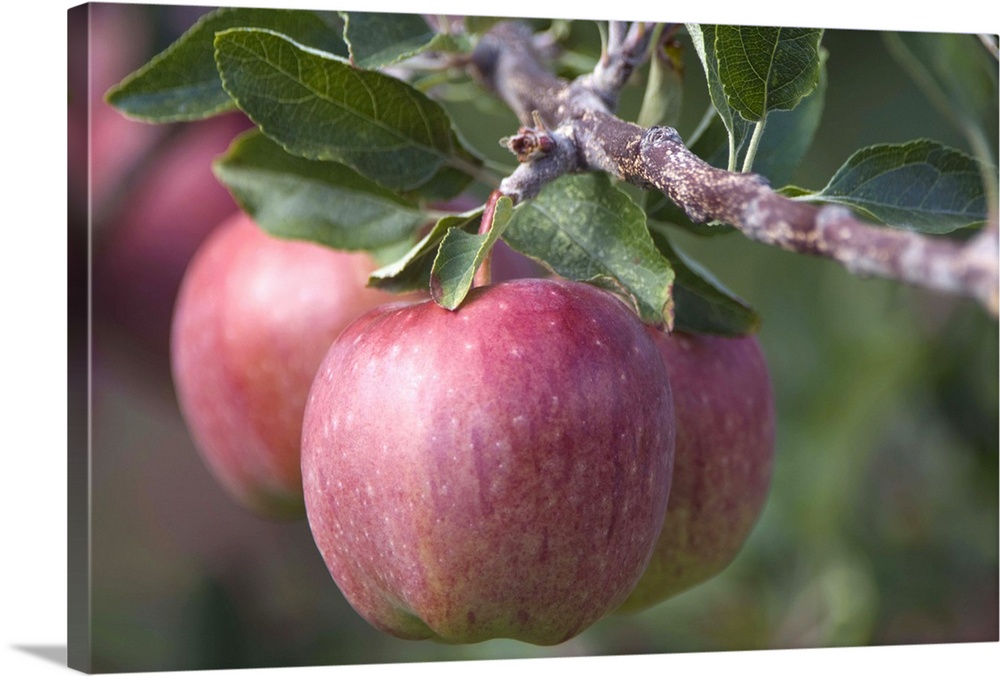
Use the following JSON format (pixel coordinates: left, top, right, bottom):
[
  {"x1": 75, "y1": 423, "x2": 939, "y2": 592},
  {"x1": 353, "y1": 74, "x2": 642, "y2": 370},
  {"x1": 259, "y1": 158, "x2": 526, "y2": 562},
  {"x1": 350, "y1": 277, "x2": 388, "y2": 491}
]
[
  {"x1": 171, "y1": 211, "x2": 402, "y2": 518},
  {"x1": 619, "y1": 329, "x2": 775, "y2": 611}
]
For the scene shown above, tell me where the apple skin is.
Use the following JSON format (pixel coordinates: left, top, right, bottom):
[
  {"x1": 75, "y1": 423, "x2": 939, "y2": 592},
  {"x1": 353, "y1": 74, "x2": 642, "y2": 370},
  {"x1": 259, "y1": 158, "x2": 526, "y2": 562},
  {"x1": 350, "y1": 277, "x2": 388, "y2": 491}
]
[
  {"x1": 617, "y1": 329, "x2": 775, "y2": 613},
  {"x1": 301, "y1": 278, "x2": 676, "y2": 644},
  {"x1": 170, "y1": 211, "x2": 400, "y2": 519}
]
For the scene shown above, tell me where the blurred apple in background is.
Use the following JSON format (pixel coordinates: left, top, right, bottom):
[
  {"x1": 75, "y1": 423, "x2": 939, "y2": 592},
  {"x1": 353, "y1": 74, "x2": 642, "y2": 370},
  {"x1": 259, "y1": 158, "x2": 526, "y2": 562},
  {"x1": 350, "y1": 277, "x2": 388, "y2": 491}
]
[
  {"x1": 93, "y1": 112, "x2": 254, "y2": 363},
  {"x1": 171, "y1": 211, "x2": 404, "y2": 518},
  {"x1": 619, "y1": 330, "x2": 775, "y2": 612},
  {"x1": 76, "y1": 4, "x2": 254, "y2": 366}
]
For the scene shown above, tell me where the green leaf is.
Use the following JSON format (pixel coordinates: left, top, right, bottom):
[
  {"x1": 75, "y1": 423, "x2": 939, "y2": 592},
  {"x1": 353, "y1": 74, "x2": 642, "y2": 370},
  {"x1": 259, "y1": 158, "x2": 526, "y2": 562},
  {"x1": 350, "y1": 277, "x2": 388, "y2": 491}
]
[
  {"x1": 430, "y1": 197, "x2": 514, "y2": 309},
  {"x1": 212, "y1": 129, "x2": 428, "y2": 251},
  {"x1": 649, "y1": 226, "x2": 760, "y2": 336},
  {"x1": 748, "y1": 49, "x2": 827, "y2": 187},
  {"x1": 776, "y1": 185, "x2": 814, "y2": 198},
  {"x1": 341, "y1": 11, "x2": 456, "y2": 69},
  {"x1": 686, "y1": 24, "x2": 751, "y2": 170},
  {"x1": 106, "y1": 7, "x2": 346, "y2": 122},
  {"x1": 714, "y1": 25, "x2": 824, "y2": 123},
  {"x1": 213, "y1": 28, "x2": 483, "y2": 197},
  {"x1": 369, "y1": 208, "x2": 484, "y2": 294},
  {"x1": 807, "y1": 140, "x2": 988, "y2": 233},
  {"x1": 658, "y1": 51, "x2": 823, "y2": 191},
  {"x1": 503, "y1": 173, "x2": 675, "y2": 326}
]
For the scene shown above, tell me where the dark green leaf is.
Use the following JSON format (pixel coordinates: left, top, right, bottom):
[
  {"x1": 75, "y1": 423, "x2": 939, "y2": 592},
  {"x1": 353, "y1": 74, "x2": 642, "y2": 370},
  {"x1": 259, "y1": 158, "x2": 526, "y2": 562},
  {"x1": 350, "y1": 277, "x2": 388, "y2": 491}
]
[
  {"x1": 213, "y1": 28, "x2": 483, "y2": 196},
  {"x1": 430, "y1": 197, "x2": 514, "y2": 309},
  {"x1": 715, "y1": 25, "x2": 824, "y2": 122},
  {"x1": 808, "y1": 140, "x2": 988, "y2": 233},
  {"x1": 212, "y1": 129, "x2": 427, "y2": 251},
  {"x1": 749, "y1": 50, "x2": 827, "y2": 187},
  {"x1": 649, "y1": 227, "x2": 760, "y2": 336},
  {"x1": 106, "y1": 7, "x2": 346, "y2": 122},
  {"x1": 369, "y1": 209, "x2": 483, "y2": 294},
  {"x1": 341, "y1": 11, "x2": 456, "y2": 69},
  {"x1": 503, "y1": 173, "x2": 675, "y2": 326},
  {"x1": 687, "y1": 24, "x2": 751, "y2": 169}
]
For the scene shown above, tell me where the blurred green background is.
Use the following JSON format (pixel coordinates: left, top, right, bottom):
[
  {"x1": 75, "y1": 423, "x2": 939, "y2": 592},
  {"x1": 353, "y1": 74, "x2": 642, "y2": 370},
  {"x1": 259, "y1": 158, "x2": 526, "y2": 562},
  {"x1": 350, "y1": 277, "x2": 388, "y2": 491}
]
[{"x1": 75, "y1": 3, "x2": 998, "y2": 672}]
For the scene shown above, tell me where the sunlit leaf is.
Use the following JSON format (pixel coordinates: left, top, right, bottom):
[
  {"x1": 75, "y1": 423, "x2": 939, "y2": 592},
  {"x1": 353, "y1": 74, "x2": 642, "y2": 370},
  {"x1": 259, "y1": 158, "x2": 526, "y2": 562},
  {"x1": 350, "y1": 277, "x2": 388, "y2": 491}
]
[
  {"x1": 715, "y1": 25, "x2": 824, "y2": 122},
  {"x1": 750, "y1": 50, "x2": 827, "y2": 187},
  {"x1": 430, "y1": 197, "x2": 514, "y2": 309},
  {"x1": 503, "y1": 173, "x2": 675, "y2": 326},
  {"x1": 687, "y1": 24, "x2": 751, "y2": 169},
  {"x1": 369, "y1": 209, "x2": 483, "y2": 294}
]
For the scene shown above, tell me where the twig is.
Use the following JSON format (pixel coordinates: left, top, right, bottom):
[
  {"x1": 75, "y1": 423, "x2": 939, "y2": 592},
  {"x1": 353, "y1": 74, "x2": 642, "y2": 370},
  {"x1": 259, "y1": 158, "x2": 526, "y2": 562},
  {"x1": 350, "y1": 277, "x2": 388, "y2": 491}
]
[
  {"x1": 584, "y1": 21, "x2": 656, "y2": 111},
  {"x1": 470, "y1": 21, "x2": 1000, "y2": 316}
]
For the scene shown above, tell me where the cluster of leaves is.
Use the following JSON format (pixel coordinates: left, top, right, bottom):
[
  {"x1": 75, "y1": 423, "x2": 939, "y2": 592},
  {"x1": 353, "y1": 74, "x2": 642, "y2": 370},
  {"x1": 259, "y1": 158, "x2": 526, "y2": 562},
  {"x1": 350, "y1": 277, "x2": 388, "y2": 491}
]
[{"x1": 107, "y1": 8, "x2": 996, "y2": 334}]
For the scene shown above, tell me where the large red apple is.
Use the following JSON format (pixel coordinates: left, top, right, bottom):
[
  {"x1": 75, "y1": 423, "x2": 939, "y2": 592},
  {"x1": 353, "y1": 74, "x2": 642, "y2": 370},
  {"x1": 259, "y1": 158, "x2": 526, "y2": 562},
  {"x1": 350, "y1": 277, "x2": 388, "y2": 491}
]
[
  {"x1": 300, "y1": 278, "x2": 676, "y2": 644},
  {"x1": 618, "y1": 329, "x2": 775, "y2": 612},
  {"x1": 170, "y1": 211, "x2": 400, "y2": 519}
]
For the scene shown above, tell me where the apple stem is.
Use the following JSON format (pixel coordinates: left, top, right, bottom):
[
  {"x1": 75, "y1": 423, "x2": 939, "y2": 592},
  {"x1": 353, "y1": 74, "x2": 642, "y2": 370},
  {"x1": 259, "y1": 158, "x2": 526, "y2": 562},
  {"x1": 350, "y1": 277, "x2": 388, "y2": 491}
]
[{"x1": 473, "y1": 189, "x2": 504, "y2": 288}]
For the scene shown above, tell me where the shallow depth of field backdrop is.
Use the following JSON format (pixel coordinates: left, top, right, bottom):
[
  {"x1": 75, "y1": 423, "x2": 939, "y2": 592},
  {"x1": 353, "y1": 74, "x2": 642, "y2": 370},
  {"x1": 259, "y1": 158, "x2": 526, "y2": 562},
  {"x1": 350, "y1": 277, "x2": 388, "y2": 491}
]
[{"x1": 74, "y1": 2, "x2": 998, "y2": 672}]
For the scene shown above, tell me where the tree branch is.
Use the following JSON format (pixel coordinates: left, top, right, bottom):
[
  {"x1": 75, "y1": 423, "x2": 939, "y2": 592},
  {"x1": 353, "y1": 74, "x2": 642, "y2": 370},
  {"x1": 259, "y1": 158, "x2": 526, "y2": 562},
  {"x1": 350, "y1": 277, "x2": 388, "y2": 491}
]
[{"x1": 470, "y1": 21, "x2": 1000, "y2": 317}]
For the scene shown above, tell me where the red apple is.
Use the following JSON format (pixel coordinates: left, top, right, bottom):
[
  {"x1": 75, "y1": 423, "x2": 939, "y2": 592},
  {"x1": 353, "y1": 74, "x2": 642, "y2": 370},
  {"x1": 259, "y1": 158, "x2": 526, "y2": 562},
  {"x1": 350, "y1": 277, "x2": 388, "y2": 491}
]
[
  {"x1": 618, "y1": 330, "x2": 775, "y2": 612},
  {"x1": 170, "y1": 211, "x2": 401, "y2": 519},
  {"x1": 301, "y1": 278, "x2": 676, "y2": 644}
]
